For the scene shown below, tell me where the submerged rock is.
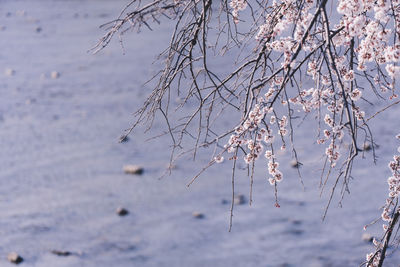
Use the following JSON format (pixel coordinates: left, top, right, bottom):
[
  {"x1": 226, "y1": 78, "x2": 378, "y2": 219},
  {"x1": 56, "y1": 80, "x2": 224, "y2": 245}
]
[
  {"x1": 233, "y1": 194, "x2": 246, "y2": 205},
  {"x1": 116, "y1": 207, "x2": 129, "y2": 216},
  {"x1": 192, "y1": 212, "x2": 205, "y2": 219},
  {"x1": 290, "y1": 160, "x2": 300, "y2": 168},
  {"x1": 287, "y1": 229, "x2": 303, "y2": 235},
  {"x1": 123, "y1": 165, "x2": 144, "y2": 175},
  {"x1": 289, "y1": 219, "x2": 302, "y2": 225},
  {"x1": 362, "y1": 233, "x2": 373, "y2": 243},
  {"x1": 119, "y1": 135, "x2": 129, "y2": 143},
  {"x1": 363, "y1": 142, "x2": 372, "y2": 151},
  {"x1": 50, "y1": 71, "x2": 60, "y2": 79},
  {"x1": 5, "y1": 68, "x2": 15, "y2": 76},
  {"x1": 51, "y1": 250, "x2": 71, "y2": 256},
  {"x1": 7, "y1": 252, "x2": 23, "y2": 264}
]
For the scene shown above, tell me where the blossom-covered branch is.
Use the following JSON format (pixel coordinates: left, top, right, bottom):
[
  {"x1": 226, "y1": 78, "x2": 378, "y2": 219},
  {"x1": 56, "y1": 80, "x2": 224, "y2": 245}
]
[{"x1": 94, "y1": 0, "x2": 400, "y2": 265}]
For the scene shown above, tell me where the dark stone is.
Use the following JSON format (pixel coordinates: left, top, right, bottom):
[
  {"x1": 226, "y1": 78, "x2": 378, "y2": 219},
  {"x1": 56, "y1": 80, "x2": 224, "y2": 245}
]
[
  {"x1": 123, "y1": 165, "x2": 144, "y2": 175},
  {"x1": 290, "y1": 160, "x2": 301, "y2": 168},
  {"x1": 289, "y1": 219, "x2": 302, "y2": 225},
  {"x1": 192, "y1": 212, "x2": 205, "y2": 219},
  {"x1": 362, "y1": 233, "x2": 373, "y2": 243},
  {"x1": 116, "y1": 207, "x2": 129, "y2": 216},
  {"x1": 234, "y1": 194, "x2": 246, "y2": 205},
  {"x1": 221, "y1": 199, "x2": 229, "y2": 204},
  {"x1": 363, "y1": 142, "x2": 372, "y2": 151},
  {"x1": 51, "y1": 250, "x2": 71, "y2": 256},
  {"x1": 119, "y1": 135, "x2": 129, "y2": 143},
  {"x1": 288, "y1": 229, "x2": 303, "y2": 235},
  {"x1": 7, "y1": 252, "x2": 23, "y2": 264}
]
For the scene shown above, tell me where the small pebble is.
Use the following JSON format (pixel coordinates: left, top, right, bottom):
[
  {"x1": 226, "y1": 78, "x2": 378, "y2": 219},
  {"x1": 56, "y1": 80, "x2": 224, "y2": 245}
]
[
  {"x1": 7, "y1": 252, "x2": 23, "y2": 264},
  {"x1": 234, "y1": 194, "x2": 246, "y2": 205},
  {"x1": 5, "y1": 68, "x2": 15, "y2": 76},
  {"x1": 288, "y1": 229, "x2": 303, "y2": 235},
  {"x1": 51, "y1": 250, "x2": 71, "y2": 256},
  {"x1": 116, "y1": 207, "x2": 129, "y2": 216},
  {"x1": 363, "y1": 142, "x2": 372, "y2": 151},
  {"x1": 296, "y1": 201, "x2": 305, "y2": 206},
  {"x1": 362, "y1": 233, "x2": 373, "y2": 243},
  {"x1": 289, "y1": 219, "x2": 302, "y2": 225},
  {"x1": 119, "y1": 135, "x2": 129, "y2": 143},
  {"x1": 50, "y1": 71, "x2": 60, "y2": 79},
  {"x1": 123, "y1": 165, "x2": 144, "y2": 175},
  {"x1": 192, "y1": 212, "x2": 204, "y2": 219},
  {"x1": 290, "y1": 160, "x2": 300, "y2": 168},
  {"x1": 221, "y1": 199, "x2": 229, "y2": 205}
]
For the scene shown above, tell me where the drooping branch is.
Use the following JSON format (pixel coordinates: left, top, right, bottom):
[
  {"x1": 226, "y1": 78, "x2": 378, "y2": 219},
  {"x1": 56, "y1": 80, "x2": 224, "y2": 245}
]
[{"x1": 94, "y1": 1, "x2": 400, "y2": 265}]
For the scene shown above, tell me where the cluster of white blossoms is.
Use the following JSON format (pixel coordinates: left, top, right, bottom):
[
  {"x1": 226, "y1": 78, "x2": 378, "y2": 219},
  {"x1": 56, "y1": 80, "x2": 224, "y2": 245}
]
[
  {"x1": 199, "y1": 2, "x2": 400, "y2": 262},
  {"x1": 217, "y1": 93, "x2": 288, "y2": 187},
  {"x1": 252, "y1": 0, "x2": 400, "y2": 264},
  {"x1": 252, "y1": 0, "x2": 400, "y2": 170},
  {"x1": 229, "y1": 0, "x2": 247, "y2": 24},
  {"x1": 365, "y1": 135, "x2": 400, "y2": 266},
  {"x1": 223, "y1": 0, "x2": 393, "y2": 182}
]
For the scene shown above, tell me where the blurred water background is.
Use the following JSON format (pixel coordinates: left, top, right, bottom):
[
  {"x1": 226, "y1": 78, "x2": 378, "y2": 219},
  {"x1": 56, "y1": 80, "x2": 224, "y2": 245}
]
[{"x1": 0, "y1": 1, "x2": 400, "y2": 266}]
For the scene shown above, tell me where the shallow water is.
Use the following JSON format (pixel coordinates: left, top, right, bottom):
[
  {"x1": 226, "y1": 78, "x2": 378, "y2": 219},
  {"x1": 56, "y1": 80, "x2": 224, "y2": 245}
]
[{"x1": 0, "y1": 1, "x2": 400, "y2": 266}]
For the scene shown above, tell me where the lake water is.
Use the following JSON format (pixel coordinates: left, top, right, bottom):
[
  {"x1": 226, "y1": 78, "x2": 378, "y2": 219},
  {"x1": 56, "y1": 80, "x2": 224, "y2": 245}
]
[{"x1": 0, "y1": 1, "x2": 399, "y2": 266}]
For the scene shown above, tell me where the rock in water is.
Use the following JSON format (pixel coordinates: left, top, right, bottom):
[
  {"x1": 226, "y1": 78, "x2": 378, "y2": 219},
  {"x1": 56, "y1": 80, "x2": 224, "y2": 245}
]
[
  {"x1": 234, "y1": 194, "x2": 246, "y2": 205},
  {"x1": 5, "y1": 68, "x2": 15, "y2": 76},
  {"x1": 289, "y1": 219, "x2": 302, "y2": 225},
  {"x1": 192, "y1": 212, "x2": 204, "y2": 219},
  {"x1": 123, "y1": 165, "x2": 144, "y2": 175},
  {"x1": 51, "y1": 250, "x2": 71, "y2": 256},
  {"x1": 363, "y1": 142, "x2": 372, "y2": 151},
  {"x1": 116, "y1": 207, "x2": 129, "y2": 216},
  {"x1": 290, "y1": 160, "x2": 300, "y2": 168},
  {"x1": 119, "y1": 135, "x2": 129, "y2": 143},
  {"x1": 50, "y1": 71, "x2": 60, "y2": 79},
  {"x1": 362, "y1": 233, "x2": 373, "y2": 243},
  {"x1": 7, "y1": 252, "x2": 23, "y2": 264}
]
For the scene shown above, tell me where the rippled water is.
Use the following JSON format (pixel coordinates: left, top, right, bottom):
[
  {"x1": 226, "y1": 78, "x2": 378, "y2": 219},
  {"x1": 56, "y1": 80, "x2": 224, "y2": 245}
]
[{"x1": 0, "y1": 1, "x2": 399, "y2": 266}]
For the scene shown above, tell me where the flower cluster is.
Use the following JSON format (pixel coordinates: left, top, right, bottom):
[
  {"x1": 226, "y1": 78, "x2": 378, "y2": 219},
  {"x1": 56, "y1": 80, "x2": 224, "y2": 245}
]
[
  {"x1": 365, "y1": 251, "x2": 381, "y2": 267},
  {"x1": 227, "y1": 2, "x2": 400, "y2": 252},
  {"x1": 366, "y1": 134, "x2": 400, "y2": 266},
  {"x1": 218, "y1": 94, "x2": 291, "y2": 187},
  {"x1": 382, "y1": 136, "x2": 400, "y2": 224},
  {"x1": 229, "y1": 0, "x2": 247, "y2": 24}
]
